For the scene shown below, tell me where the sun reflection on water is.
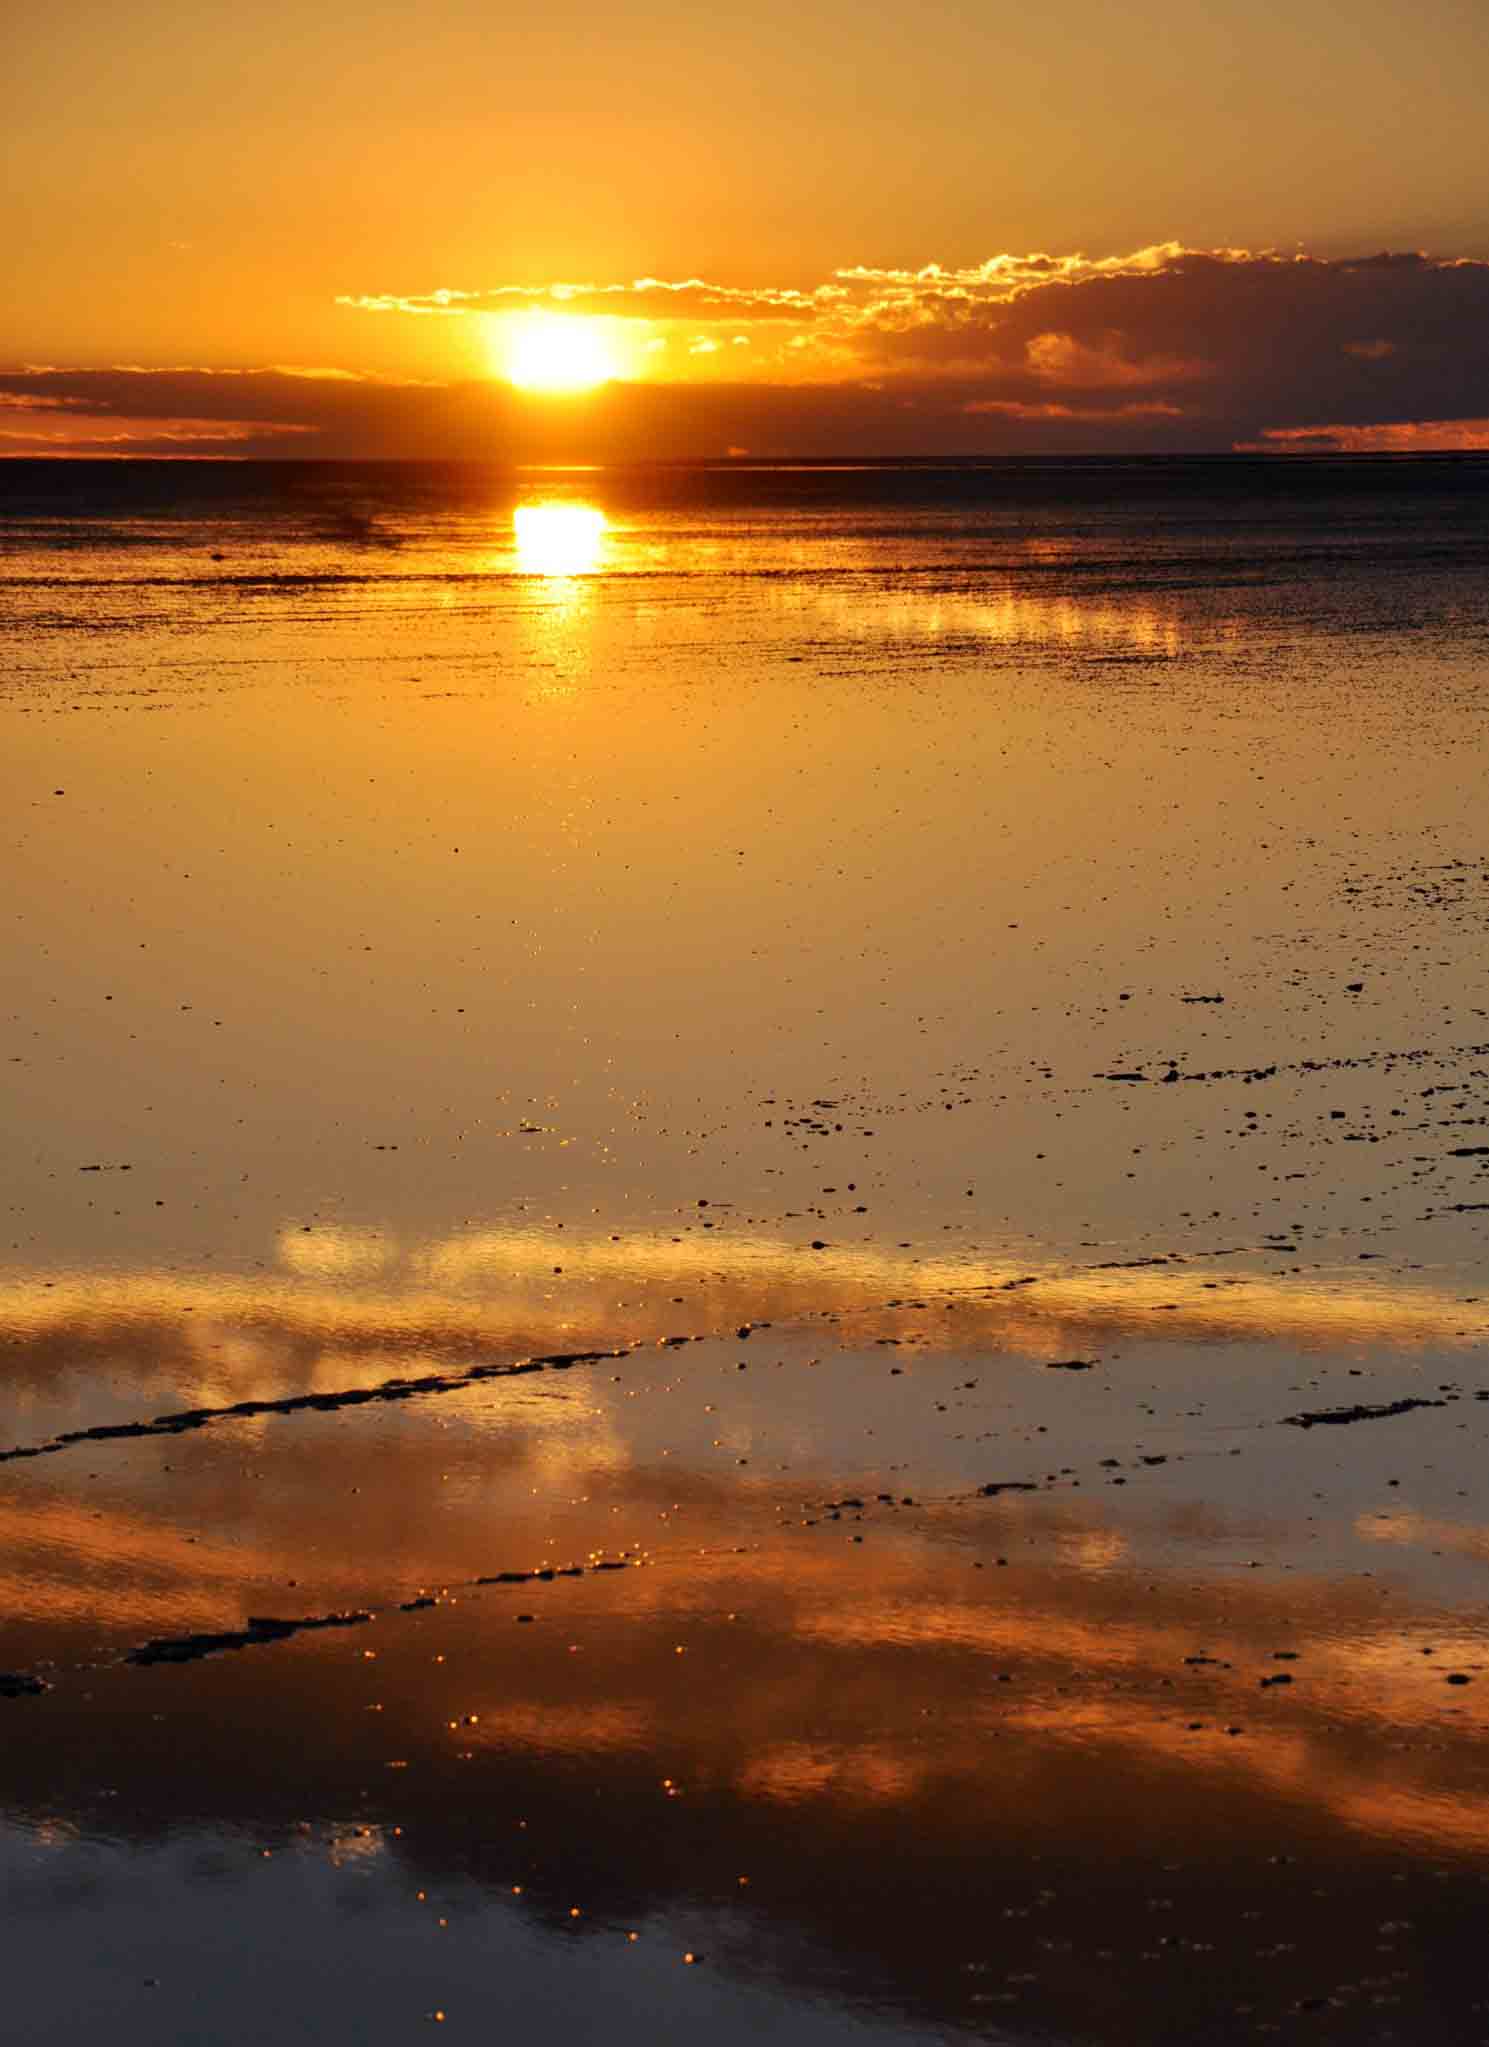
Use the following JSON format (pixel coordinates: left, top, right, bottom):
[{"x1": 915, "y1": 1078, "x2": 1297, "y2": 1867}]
[{"x1": 513, "y1": 502, "x2": 608, "y2": 577}]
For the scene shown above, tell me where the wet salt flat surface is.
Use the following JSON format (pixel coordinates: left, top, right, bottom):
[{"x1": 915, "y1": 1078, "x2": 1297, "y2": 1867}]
[{"x1": 3, "y1": 456, "x2": 1489, "y2": 2042}]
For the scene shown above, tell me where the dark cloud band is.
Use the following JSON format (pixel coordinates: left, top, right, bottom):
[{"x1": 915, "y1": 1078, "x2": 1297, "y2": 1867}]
[{"x1": 5, "y1": 245, "x2": 1489, "y2": 456}]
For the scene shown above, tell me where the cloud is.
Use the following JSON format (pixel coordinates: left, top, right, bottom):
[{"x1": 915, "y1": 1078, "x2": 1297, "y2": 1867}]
[
  {"x1": 1238, "y1": 418, "x2": 1489, "y2": 452},
  {"x1": 0, "y1": 391, "x2": 95, "y2": 413},
  {"x1": 7, "y1": 245, "x2": 1489, "y2": 455},
  {"x1": 1022, "y1": 333, "x2": 1209, "y2": 390},
  {"x1": 332, "y1": 241, "x2": 1489, "y2": 420},
  {"x1": 0, "y1": 411, "x2": 317, "y2": 457},
  {"x1": 963, "y1": 399, "x2": 1185, "y2": 421},
  {"x1": 0, "y1": 367, "x2": 455, "y2": 459},
  {"x1": 337, "y1": 278, "x2": 838, "y2": 323}
]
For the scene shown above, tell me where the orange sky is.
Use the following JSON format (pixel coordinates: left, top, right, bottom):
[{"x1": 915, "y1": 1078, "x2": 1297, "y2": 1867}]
[{"x1": 5, "y1": 0, "x2": 1489, "y2": 454}]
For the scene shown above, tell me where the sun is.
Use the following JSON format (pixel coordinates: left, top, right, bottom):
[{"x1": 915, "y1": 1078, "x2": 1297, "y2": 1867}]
[{"x1": 496, "y1": 312, "x2": 620, "y2": 393}]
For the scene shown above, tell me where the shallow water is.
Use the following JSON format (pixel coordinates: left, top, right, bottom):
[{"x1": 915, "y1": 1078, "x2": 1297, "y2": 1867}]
[{"x1": 3, "y1": 456, "x2": 1489, "y2": 2041}]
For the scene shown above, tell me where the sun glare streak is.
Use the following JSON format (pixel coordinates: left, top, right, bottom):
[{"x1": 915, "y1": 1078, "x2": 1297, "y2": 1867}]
[
  {"x1": 513, "y1": 502, "x2": 608, "y2": 576},
  {"x1": 496, "y1": 312, "x2": 621, "y2": 392}
]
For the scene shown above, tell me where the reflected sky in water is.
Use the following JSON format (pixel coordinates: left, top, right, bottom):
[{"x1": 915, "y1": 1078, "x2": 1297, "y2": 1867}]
[
  {"x1": 4, "y1": 460, "x2": 1489, "y2": 2042},
  {"x1": 4, "y1": 1316, "x2": 1489, "y2": 2043}
]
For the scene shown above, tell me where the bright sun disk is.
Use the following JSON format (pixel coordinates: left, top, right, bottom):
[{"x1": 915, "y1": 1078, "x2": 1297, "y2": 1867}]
[{"x1": 499, "y1": 312, "x2": 619, "y2": 392}]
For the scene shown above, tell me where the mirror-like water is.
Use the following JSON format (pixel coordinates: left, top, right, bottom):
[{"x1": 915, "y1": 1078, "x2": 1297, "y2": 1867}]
[{"x1": 4, "y1": 456, "x2": 1489, "y2": 2042}]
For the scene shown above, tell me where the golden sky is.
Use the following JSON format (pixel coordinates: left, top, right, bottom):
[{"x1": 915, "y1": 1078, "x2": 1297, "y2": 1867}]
[{"x1": 5, "y1": 0, "x2": 1489, "y2": 454}]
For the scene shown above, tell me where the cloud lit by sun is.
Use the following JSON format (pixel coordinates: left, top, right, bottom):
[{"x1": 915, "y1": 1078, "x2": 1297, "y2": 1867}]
[{"x1": 493, "y1": 311, "x2": 627, "y2": 392}]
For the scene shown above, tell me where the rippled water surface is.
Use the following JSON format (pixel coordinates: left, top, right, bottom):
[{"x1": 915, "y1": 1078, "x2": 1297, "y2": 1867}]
[{"x1": 3, "y1": 456, "x2": 1489, "y2": 2042}]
